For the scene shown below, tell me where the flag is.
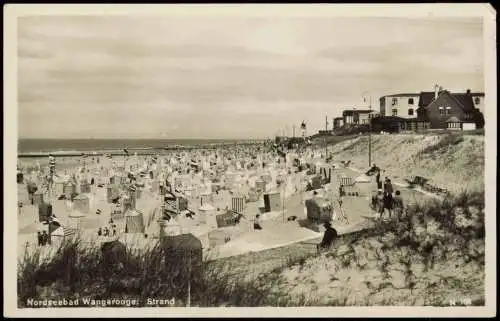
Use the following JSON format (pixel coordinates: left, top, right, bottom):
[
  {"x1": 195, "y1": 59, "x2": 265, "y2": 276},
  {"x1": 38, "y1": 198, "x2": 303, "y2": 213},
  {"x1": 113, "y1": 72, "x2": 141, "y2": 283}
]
[
  {"x1": 300, "y1": 121, "x2": 306, "y2": 130},
  {"x1": 123, "y1": 149, "x2": 129, "y2": 155}
]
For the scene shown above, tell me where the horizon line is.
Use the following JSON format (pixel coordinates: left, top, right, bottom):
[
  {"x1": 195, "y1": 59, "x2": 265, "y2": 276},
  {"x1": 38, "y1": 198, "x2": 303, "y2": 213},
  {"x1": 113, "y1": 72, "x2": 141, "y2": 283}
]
[{"x1": 18, "y1": 137, "x2": 270, "y2": 140}]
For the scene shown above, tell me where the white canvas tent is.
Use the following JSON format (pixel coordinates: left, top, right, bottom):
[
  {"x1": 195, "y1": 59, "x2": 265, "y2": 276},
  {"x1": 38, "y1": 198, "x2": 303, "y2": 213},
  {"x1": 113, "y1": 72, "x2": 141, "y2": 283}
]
[
  {"x1": 125, "y1": 209, "x2": 145, "y2": 233},
  {"x1": 68, "y1": 209, "x2": 86, "y2": 229}
]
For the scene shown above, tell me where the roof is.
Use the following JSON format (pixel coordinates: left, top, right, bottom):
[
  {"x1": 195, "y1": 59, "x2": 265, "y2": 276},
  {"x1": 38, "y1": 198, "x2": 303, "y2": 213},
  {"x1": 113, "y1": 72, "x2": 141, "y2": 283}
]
[
  {"x1": 382, "y1": 93, "x2": 419, "y2": 98},
  {"x1": 449, "y1": 93, "x2": 476, "y2": 112},
  {"x1": 342, "y1": 109, "x2": 374, "y2": 115},
  {"x1": 161, "y1": 233, "x2": 202, "y2": 251},
  {"x1": 418, "y1": 91, "x2": 436, "y2": 107},
  {"x1": 419, "y1": 90, "x2": 482, "y2": 111},
  {"x1": 371, "y1": 116, "x2": 407, "y2": 123}
]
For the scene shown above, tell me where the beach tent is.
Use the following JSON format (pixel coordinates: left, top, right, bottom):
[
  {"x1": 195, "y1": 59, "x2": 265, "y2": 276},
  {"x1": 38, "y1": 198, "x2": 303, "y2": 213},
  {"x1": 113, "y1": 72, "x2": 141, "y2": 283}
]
[
  {"x1": 38, "y1": 203, "x2": 53, "y2": 223},
  {"x1": 231, "y1": 195, "x2": 245, "y2": 213},
  {"x1": 125, "y1": 209, "x2": 145, "y2": 233},
  {"x1": 68, "y1": 209, "x2": 86, "y2": 229},
  {"x1": 216, "y1": 210, "x2": 238, "y2": 228},
  {"x1": 198, "y1": 203, "x2": 217, "y2": 228},
  {"x1": 161, "y1": 233, "x2": 203, "y2": 276},
  {"x1": 63, "y1": 182, "x2": 76, "y2": 200},
  {"x1": 73, "y1": 194, "x2": 90, "y2": 213},
  {"x1": 80, "y1": 180, "x2": 91, "y2": 194},
  {"x1": 305, "y1": 197, "x2": 333, "y2": 223},
  {"x1": 263, "y1": 192, "x2": 281, "y2": 213},
  {"x1": 32, "y1": 191, "x2": 44, "y2": 206}
]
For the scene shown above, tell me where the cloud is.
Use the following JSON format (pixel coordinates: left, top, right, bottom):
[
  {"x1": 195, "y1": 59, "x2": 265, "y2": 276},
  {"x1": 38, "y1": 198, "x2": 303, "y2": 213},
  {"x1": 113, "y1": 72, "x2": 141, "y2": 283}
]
[{"x1": 17, "y1": 15, "x2": 484, "y2": 138}]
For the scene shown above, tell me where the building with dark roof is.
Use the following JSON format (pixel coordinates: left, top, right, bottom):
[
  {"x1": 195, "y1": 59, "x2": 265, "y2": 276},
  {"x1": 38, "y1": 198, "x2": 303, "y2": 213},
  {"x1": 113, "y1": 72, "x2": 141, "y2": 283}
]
[
  {"x1": 417, "y1": 87, "x2": 484, "y2": 129},
  {"x1": 380, "y1": 86, "x2": 484, "y2": 130}
]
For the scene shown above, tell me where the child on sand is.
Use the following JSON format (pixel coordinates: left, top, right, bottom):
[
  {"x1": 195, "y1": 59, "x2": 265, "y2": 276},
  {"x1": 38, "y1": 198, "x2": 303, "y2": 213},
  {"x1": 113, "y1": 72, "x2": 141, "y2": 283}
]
[{"x1": 254, "y1": 214, "x2": 262, "y2": 230}]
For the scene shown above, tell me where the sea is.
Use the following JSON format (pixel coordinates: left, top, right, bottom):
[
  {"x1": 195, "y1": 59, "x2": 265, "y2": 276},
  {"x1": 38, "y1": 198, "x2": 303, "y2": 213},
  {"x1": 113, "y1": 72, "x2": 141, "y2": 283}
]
[{"x1": 18, "y1": 138, "x2": 263, "y2": 155}]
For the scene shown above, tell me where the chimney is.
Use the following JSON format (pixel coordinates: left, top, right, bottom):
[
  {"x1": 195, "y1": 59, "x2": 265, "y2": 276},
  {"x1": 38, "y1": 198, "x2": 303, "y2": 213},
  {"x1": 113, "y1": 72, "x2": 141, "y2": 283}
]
[
  {"x1": 466, "y1": 89, "x2": 471, "y2": 95},
  {"x1": 434, "y1": 84, "x2": 440, "y2": 99}
]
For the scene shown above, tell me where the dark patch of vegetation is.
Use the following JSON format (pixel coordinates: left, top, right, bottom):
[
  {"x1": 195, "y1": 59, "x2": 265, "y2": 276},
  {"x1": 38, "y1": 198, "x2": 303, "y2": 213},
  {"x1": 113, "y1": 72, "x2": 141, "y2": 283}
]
[{"x1": 19, "y1": 191, "x2": 485, "y2": 307}]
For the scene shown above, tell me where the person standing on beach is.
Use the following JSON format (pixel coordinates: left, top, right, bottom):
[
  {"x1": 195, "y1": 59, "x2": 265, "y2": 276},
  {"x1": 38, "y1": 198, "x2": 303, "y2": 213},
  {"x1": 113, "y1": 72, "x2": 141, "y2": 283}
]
[
  {"x1": 37, "y1": 232, "x2": 43, "y2": 246},
  {"x1": 98, "y1": 228, "x2": 103, "y2": 237},
  {"x1": 376, "y1": 170, "x2": 382, "y2": 190},
  {"x1": 41, "y1": 231, "x2": 50, "y2": 245},
  {"x1": 383, "y1": 178, "x2": 394, "y2": 218}
]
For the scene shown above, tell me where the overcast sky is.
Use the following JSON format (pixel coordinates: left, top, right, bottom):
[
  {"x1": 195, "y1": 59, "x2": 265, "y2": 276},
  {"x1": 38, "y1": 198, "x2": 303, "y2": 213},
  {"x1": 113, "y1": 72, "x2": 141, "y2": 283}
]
[{"x1": 18, "y1": 16, "x2": 484, "y2": 139}]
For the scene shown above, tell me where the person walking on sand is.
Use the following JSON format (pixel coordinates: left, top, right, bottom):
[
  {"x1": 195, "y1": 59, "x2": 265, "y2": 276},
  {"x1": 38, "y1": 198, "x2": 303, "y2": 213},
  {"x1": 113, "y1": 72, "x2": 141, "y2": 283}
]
[
  {"x1": 98, "y1": 227, "x2": 103, "y2": 237},
  {"x1": 383, "y1": 178, "x2": 394, "y2": 219},
  {"x1": 376, "y1": 170, "x2": 382, "y2": 190},
  {"x1": 103, "y1": 227, "x2": 110, "y2": 237},
  {"x1": 393, "y1": 190, "x2": 404, "y2": 220},
  {"x1": 254, "y1": 214, "x2": 263, "y2": 230}
]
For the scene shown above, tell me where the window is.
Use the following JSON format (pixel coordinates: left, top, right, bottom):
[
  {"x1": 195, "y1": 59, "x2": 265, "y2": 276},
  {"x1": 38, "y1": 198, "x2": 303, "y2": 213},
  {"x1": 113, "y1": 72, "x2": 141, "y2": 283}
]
[
  {"x1": 474, "y1": 97, "x2": 481, "y2": 105},
  {"x1": 392, "y1": 98, "x2": 398, "y2": 106},
  {"x1": 392, "y1": 108, "x2": 398, "y2": 116},
  {"x1": 408, "y1": 98, "x2": 414, "y2": 105},
  {"x1": 439, "y1": 107, "x2": 445, "y2": 115},
  {"x1": 408, "y1": 108, "x2": 414, "y2": 116},
  {"x1": 445, "y1": 106, "x2": 452, "y2": 115}
]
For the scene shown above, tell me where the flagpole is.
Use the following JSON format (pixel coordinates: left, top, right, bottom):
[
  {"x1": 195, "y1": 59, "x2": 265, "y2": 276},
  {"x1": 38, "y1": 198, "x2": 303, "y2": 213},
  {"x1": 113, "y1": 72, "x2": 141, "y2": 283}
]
[
  {"x1": 363, "y1": 92, "x2": 373, "y2": 168},
  {"x1": 325, "y1": 114, "x2": 328, "y2": 161}
]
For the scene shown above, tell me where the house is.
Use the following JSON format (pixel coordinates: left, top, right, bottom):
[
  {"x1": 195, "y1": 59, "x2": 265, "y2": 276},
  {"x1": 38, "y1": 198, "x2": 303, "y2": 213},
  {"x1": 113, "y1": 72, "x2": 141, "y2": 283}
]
[
  {"x1": 379, "y1": 93, "x2": 420, "y2": 118},
  {"x1": 333, "y1": 117, "x2": 344, "y2": 129},
  {"x1": 416, "y1": 87, "x2": 484, "y2": 130},
  {"x1": 371, "y1": 116, "x2": 430, "y2": 133},
  {"x1": 342, "y1": 109, "x2": 375, "y2": 125}
]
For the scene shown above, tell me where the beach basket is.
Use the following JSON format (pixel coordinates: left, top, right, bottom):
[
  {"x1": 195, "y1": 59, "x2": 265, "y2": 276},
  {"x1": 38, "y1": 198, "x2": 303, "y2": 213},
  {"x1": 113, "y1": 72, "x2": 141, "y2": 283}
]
[
  {"x1": 38, "y1": 203, "x2": 53, "y2": 222},
  {"x1": 263, "y1": 192, "x2": 281, "y2": 213},
  {"x1": 73, "y1": 194, "x2": 90, "y2": 213},
  {"x1": 33, "y1": 191, "x2": 44, "y2": 206}
]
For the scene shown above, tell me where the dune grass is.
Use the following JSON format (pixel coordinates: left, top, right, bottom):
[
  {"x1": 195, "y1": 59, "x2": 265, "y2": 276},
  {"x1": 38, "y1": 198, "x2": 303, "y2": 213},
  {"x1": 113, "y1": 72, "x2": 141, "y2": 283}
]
[{"x1": 18, "y1": 188, "x2": 485, "y2": 307}]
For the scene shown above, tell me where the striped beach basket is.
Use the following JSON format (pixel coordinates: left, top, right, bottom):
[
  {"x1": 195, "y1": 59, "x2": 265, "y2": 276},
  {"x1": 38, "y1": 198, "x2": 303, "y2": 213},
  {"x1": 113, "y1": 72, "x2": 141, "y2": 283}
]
[
  {"x1": 340, "y1": 176, "x2": 354, "y2": 187},
  {"x1": 231, "y1": 196, "x2": 245, "y2": 214}
]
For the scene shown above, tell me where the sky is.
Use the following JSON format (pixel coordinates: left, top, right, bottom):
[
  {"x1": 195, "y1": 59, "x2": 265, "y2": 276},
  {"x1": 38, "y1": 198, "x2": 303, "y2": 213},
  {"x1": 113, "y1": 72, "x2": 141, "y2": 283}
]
[{"x1": 17, "y1": 15, "x2": 484, "y2": 139}]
